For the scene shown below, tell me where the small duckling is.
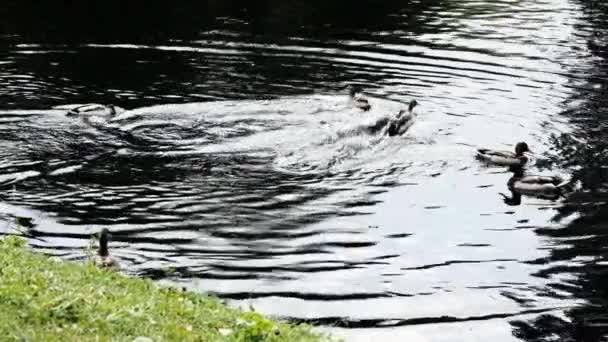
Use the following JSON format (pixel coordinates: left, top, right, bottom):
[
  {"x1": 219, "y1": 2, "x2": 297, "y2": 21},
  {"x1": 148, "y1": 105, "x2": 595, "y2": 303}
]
[
  {"x1": 95, "y1": 228, "x2": 120, "y2": 269},
  {"x1": 347, "y1": 85, "x2": 371, "y2": 111},
  {"x1": 477, "y1": 142, "x2": 530, "y2": 166},
  {"x1": 387, "y1": 99, "x2": 418, "y2": 136},
  {"x1": 507, "y1": 165, "x2": 571, "y2": 200}
]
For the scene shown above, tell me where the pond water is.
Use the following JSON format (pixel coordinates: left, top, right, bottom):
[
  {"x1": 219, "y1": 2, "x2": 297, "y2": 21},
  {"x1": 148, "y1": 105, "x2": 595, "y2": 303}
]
[{"x1": 1, "y1": 1, "x2": 608, "y2": 341}]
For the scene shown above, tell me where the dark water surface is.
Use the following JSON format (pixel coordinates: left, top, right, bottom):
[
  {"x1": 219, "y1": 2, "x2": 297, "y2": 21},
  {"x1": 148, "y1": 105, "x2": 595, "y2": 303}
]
[{"x1": 2, "y1": 1, "x2": 608, "y2": 341}]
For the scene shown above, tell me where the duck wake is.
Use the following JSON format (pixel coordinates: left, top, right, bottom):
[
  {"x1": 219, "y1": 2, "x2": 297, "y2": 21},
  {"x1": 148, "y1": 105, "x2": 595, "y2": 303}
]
[{"x1": 100, "y1": 94, "x2": 414, "y2": 172}]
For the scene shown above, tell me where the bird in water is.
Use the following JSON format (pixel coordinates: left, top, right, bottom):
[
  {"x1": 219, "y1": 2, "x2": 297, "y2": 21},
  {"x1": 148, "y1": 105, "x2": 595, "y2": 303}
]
[
  {"x1": 387, "y1": 99, "x2": 418, "y2": 136},
  {"x1": 362, "y1": 99, "x2": 418, "y2": 136},
  {"x1": 347, "y1": 85, "x2": 371, "y2": 111},
  {"x1": 58, "y1": 103, "x2": 121, "y2": 117},
  {"x1": 95, "y1": 228, "x2": 119, "y2": 269},
  {"x1": 476, "y1": 142, "x2": 531, "y2": 166},
  {"x1": 506, "y1": 165, "x2": 572, "y2": 200}
]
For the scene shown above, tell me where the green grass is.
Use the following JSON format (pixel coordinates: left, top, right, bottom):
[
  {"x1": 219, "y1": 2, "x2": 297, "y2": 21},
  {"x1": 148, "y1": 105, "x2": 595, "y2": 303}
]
[{"x1": 0, "y1": 236, "x2": 334, "y2": 342}]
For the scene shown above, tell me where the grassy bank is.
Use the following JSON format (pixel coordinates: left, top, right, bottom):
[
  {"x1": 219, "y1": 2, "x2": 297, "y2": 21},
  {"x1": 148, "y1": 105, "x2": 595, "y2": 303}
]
[{"x1": 0, "y1": 236, "x2": 333, "y2": 342}]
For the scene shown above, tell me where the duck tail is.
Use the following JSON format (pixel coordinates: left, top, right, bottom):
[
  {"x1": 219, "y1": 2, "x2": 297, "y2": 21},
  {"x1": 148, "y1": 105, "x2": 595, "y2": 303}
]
[
  {"x1": 556, "y1": 179, "x2": 579, "y2": 198},
  {"x1": 99, "y1": 228, "x2": 110, "y2": 257},
  {"x1": 475, "y1": 150, "x2": 490, "y2": 162}
]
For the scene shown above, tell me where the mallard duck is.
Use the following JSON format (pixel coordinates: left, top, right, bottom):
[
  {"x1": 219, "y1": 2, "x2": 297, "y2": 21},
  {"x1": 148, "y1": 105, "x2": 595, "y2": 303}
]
[
  {"x1": 61, "y1": 104, "x2": 120, "y2": 117},
  {"x1": 387, "y1": 99, "x2": 418, "y2": 136},
  {"x1": 476, "y1": 142, "x2": 530, "y2": 166},
  {"x1": 95, "y1": 228, "x2": 119, "y2": 269},
  {"x1": 507, "y1": 166, "x2": 570, "y2": 200},
  {"x1": 347, "y1": 85, "x2": 371, "y2": 111}
]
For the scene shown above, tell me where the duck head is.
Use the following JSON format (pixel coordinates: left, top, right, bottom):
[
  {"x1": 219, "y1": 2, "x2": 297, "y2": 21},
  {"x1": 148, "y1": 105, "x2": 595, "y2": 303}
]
[
  {"x1": 99, "y1": 228, "x2": 111, "y2": 257},
  {"x1": 514, "y1": 142, "x2": 530, "y2": 156},
  {"x1": 408, "y1": 99, "x2": 418, "y2": 112},
  {"x1": 395, "y1": 100, "x2": 419, "y2": 119},
  {"x1": 347, "y1": 85, "x2": 359, "y2": 98}
]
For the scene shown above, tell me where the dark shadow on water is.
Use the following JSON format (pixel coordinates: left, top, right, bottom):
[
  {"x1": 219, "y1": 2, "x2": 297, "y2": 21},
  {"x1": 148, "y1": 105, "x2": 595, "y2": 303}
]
[
  {"x1": 510, "y1": 1, "x2": 608, "y2": 341},
  {"x1": 0, "y1": 0, "x2": 453, "y2": 108},
  {"x1": 1, "y1": 1, "x2": 449, "y2": 43}
]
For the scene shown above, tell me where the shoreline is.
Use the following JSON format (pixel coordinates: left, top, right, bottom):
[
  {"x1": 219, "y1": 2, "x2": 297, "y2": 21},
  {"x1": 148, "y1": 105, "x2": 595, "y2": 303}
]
[{"x1": 0, "y1": 236, "x2": 335, "y2": 342}]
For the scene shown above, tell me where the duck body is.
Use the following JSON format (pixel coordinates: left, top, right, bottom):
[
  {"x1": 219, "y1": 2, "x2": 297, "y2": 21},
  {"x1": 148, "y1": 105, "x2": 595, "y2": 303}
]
[
  {"x1": 477, "y1": 150, "x2": 527, "y2": 166},
  {"x1": 96, "y1": 254, "x2": 119, "y2": 269},
  {"x1": 54, "y1": 103, "x2": 124, "y2": 117},
  {"x1": 509, "y1": 175, "x2": 565, "y2": 194},
  {"x1": 507, "y1": 167, "x2": 570, "y2": 200},
  {"x1": 352, "y1": 97, "x2": 371, "y2": 111},
  {"x1": 347, "y1": 86, "x2": 371, "y2": 111},
  {"x1": 95, "y1": 228, "x2": 120, "y2": 269},
  {"x1": 476, "y1": 142, "x2": 530, "y2": 166},
  {"x1": 360, "y1": 99, "x2": 418, "y2": 136},
  {"x1": 387, "y1": 100, "x2": 418, "y2": 136}
]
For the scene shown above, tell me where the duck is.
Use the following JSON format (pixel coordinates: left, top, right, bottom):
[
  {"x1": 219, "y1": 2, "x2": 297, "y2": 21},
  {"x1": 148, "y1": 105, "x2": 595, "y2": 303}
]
[
  {"x1": 476, "y1": 142, "x2": 530, "y2": 166},
  {"x1": 507, "y1": 165, "x2": 571, "y2": 200},
  {"x1": 95, "y1": 228, "x2": 120, "y2": 269},
  {"x1": 347, "y1": 85, "x2": 371, "y2": 111},
  {"x1": 56, "y1": 103, "x2": 122, "y2": 117},
  {"x1": 387, "y1": 99, "x2": 418, "y2": 136}
]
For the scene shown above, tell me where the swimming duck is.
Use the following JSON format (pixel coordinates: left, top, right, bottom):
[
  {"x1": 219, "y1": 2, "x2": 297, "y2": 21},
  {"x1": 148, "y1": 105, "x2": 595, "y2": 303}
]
[
  {"x1": 348, "y1": 85, "x2": 371, "y2": 111},
  {"x1": 58, "y1": 103, "x2": 121, "y2": 117},
  {"x1": 387, "y1": 99, "x2": 418, "y2": 136},
  {"x1": 476, "y1": 142, "x2": 530, "y2": 166},
  {"x1": 95, "y1": 228, "x2": 119, "y2": 269},
  {"x1": 507, "y1": 165, "x2": 570, "y2": 200}
]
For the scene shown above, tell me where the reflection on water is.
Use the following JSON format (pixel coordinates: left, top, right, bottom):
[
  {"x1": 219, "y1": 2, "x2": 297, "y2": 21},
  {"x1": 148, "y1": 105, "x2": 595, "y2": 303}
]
[{"x1": 1, "y1": 0, "x2": 608, "y2": 340}]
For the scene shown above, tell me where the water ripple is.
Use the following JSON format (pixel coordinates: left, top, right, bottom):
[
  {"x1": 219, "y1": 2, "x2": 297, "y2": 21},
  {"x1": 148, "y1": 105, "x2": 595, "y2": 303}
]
[{"x1": 0, "y1": 0, "x2": 603, "y2": 340}]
